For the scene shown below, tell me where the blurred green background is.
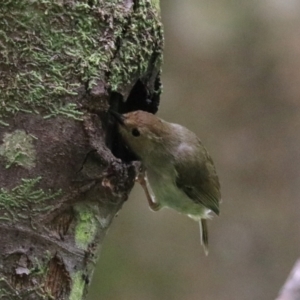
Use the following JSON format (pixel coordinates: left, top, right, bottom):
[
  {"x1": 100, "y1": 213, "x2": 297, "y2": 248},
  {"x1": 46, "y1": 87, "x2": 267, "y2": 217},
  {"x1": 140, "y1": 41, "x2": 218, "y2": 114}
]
[{"x1": 88, "y1": 1, "x2": 300, "y2": 299}]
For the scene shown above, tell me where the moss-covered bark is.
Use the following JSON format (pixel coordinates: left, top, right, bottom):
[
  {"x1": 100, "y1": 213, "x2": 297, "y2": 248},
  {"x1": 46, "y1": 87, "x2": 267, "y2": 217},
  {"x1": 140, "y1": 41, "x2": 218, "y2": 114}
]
[{"x1": 0, "y1": 0, "x2": 163, "y2": 299}]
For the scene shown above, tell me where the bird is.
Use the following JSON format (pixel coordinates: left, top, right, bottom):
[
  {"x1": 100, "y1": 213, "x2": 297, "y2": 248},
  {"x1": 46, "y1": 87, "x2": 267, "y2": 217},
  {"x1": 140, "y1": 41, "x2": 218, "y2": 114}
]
[{"x1": 110, "y1": 110, "x2": 221, "y2": 254}]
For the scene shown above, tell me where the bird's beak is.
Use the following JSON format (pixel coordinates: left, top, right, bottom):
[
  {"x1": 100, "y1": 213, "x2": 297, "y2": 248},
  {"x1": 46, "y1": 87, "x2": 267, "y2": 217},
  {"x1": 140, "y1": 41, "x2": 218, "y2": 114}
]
[{"x1": 109, "y1": 110, "x2": 125, "y2": 125}]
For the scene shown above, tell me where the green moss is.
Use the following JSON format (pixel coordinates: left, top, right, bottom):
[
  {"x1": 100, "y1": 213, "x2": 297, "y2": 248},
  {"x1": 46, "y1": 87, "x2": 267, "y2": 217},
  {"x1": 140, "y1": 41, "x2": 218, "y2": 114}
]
[
  {"x1": 74, "y1": 204, "x2": 97, "y2": 250},
  {"x1": 69, "y1": 271, "x2": 85, "y2": 300},
  {"x1": 30, "y1": 251, "x2": 53, "y2": 276},
  {"x1": 0, "y1": 1, "x2": 91, "y2": 122},
  {"x1": 0, "y1": 278, "x2": 15, "y2": 298},
  {"x1": 0, "y1": 0, "x2": 163, "y2": 125},
  {"x1": 109, "y1": 0, "x2": 164, "y2": 91},
  {"x1": 0, "y1": 130, "x2": 36, "y2": 169},
  {"x1": 0, "y1": 177, "x2": 61, "y2": 223},
  {"x1": 0, "y1": 255, "x2": 61, "y2": 299},
  {"x1": 0, "y1": 0, "x2": 120, "y2": 122},
  {"x1": 151, "y1": 0, "x2": 161, "y2": 11}
]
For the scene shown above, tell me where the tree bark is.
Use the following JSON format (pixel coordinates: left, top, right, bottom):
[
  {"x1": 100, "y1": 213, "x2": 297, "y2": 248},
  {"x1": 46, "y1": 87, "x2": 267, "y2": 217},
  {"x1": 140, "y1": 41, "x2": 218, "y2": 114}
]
[{"x1": 0, "y1": 1, "x2": 163, "y2": 299}]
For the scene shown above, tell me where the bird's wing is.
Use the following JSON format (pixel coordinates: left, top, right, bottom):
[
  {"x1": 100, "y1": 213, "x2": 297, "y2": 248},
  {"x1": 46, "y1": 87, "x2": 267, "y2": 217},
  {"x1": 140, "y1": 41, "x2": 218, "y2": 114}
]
[{"x1": 174, "y1": 141, "x2": 221, "y2": 215}]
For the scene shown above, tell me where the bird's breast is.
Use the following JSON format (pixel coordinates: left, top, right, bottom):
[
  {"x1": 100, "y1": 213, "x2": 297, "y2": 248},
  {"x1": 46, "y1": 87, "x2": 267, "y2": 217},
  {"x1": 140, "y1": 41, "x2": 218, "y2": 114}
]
[{"x1": 146, "y1": 167, "x2": 208, "y2": 219}]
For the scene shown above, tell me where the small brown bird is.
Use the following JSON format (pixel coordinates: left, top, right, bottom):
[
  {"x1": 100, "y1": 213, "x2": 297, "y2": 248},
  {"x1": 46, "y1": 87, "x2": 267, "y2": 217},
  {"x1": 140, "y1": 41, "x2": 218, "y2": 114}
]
[{"x1": 110, "y1": 110, "x2": 221, "y2": 254}]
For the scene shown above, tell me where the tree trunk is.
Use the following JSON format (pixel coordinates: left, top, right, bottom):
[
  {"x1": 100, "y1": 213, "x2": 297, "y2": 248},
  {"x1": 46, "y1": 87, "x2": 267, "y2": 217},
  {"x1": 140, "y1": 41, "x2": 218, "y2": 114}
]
[{"x1": 0, "y1": 1, "x2": 163, "y2": 299}]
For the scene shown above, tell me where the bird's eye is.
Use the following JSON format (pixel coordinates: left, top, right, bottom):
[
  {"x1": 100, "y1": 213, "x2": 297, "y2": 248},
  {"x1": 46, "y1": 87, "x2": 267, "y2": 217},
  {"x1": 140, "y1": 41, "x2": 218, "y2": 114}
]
[{"x1": 131, "y1": 128, "x2": 140, "y2": 137}]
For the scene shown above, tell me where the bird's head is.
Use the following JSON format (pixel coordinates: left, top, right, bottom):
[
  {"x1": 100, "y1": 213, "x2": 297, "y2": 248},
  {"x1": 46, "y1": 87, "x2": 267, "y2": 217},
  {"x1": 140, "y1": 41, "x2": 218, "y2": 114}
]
[{"x1": 110, "y1": 110, "x2": 168, "y2": 161}]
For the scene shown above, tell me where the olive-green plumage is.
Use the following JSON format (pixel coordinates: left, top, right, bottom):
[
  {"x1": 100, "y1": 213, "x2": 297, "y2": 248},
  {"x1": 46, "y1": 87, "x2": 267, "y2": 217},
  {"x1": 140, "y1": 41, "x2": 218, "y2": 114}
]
[{"x1": 111, "y1": 110, "x2": 221, "y2": 254}]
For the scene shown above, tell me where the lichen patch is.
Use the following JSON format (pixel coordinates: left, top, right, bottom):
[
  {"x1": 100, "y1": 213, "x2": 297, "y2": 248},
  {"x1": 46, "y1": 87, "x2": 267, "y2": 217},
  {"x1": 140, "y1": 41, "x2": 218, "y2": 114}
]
[
  {"x1": 74, "y1": 205, "x2": 97, "y2": 250},
  {"x1": 0, "y1": 130, "x2": 36, "y2": 169},
  {"x1": 69, "y1": 271, "x2": 85, "y2": 300},
  {"x1": 0, "y1": 177, "x2": 61, "y2": 223}
]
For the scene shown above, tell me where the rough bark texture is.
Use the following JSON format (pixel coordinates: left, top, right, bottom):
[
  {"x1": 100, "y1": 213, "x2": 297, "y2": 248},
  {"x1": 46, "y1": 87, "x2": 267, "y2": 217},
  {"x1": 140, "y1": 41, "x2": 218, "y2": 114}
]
[
  {"x1": 276, "y1": 260, "x2": 300, "y2": 300},
  {"x1": 0, "y1": 0, "x2": 163, "y2": 299}
]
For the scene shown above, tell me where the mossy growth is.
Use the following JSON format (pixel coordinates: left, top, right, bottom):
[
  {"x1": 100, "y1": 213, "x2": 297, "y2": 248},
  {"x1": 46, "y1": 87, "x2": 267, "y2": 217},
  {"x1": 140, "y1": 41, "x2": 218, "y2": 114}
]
[
  {"x1": 0, "y1": 0, "x2": 163, "y2": 125},
  {"x1": 0, "y1": 177, "x2": 61, "y2": 223},
  {"x1": 0, "y1": 278, "x2": 16, "y2": 298},
  {"x1": 0, "y1": 251, "x2": 54, "y2": 298},
  {"x1": 69, "y1": 271, "x2": 85, "y2": 300},
  {"x1": 74, "y1": 204, "x2": 97, "y2": 250},
  {"x1": 0, "y1": 129, "x2": 37, "y2": 169},
  {"x1": 108, "y1": 0, "x2": 163, "y2": 91},
  {"x1": 151, "y1": 0, "x2": 161, "y2": 11},
  {"x1": 31, "y1": 251, "x2": 53, "y2": 277}
]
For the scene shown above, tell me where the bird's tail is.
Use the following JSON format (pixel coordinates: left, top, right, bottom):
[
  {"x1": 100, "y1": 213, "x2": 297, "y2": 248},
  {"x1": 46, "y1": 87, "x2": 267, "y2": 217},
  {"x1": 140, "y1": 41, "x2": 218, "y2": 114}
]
[{"x1": 199, "y1": 219, "x2": 209, "y2": 255}]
